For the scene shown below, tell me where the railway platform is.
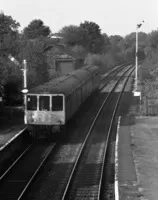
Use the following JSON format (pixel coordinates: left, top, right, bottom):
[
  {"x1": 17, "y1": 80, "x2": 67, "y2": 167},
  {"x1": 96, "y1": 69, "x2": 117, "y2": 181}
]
[
  {"x1": 0, "y1": 105, "x2": 25, "y2": 148},
  {"x1": 117, "y1": 114, "x2": 158, "y2": 200},
  {"x1": 114, "y1": 68, "x2": 158, "y2": 199},
  {"x1": 116, "y1": 116, "x2": 141, "y2": 200},
  {"x1": 0, "y1": 122, "x2": 25, "y2": 148}
]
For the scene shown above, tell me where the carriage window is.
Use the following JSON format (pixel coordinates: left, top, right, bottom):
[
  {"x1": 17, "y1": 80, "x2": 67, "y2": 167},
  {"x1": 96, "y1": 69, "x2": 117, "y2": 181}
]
[
  {"x1": 27, "y1": 95, "x2": 37, "y2": 110},
  {"x1": 39, "y1": 96, "x2": 50, "y2": 111},
  {"x1": 52, "y1": 96, "x2": 63, "y2": 111}
]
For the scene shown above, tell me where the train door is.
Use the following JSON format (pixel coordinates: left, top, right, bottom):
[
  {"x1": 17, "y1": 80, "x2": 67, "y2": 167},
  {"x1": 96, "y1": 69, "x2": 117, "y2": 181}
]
[
  {"x1": 51, "y1": 94, "x2": 65, "y2": 125},
  {"x1": 25, "y1": 95, "x2": 38, "y2": 124},
  {"x1": 75, "y1": 87, "x2": 82, "y2": 108},
  {"x1": 66, "y1": 95, "x2": 71, "y2": 121}
]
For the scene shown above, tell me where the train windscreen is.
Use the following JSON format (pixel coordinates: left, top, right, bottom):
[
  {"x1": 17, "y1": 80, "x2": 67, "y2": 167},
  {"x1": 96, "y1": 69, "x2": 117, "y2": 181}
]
[
  {"x1": 27, "y1": 95, "x2": 37, "y2": 110},
  {"x1": 52, "y1": 96, "x2": 63, "y2": 111},
  {"x1": 39, "y1": 96, "x2": 50, "y2": 111}
]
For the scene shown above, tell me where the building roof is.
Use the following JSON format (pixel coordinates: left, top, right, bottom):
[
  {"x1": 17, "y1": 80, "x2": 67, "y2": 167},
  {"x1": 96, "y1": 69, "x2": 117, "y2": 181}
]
[{"x1": 44, "y1": 40, "x2": 86, "y2": 60}]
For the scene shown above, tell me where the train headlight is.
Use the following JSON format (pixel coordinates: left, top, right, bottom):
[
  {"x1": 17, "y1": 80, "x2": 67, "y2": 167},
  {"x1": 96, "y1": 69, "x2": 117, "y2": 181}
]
[
  {"x1": 57, "y1": 119, "x2": 62, "y2": 124},
  {"x1": 28, "y1": 113, "x2": 35, "y2": 123},
  {"x1": 30, "y1": 117, "x2": 34, "y2": 123}
]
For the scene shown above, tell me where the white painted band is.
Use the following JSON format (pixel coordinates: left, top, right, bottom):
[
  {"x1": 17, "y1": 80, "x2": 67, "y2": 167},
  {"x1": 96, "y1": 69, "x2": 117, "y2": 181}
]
[
  {"x1": 0, "y1": 128, "x2": 26, "y2": 151},
  {"x1": 115, "y1": 116, "x2": 121, "y2": 200}
]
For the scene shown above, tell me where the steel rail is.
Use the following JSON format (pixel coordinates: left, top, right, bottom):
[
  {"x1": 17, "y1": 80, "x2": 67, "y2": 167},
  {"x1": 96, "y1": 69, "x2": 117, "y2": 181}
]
[
  {"x1": 101, "y1": 62, "x2": 130, "y2": 83},
  {"x1": 98, "y1": 65, "x2": 135, "y2": 199},
  {"x1": 61, "y1": 64, "x2": 134, "y2": 200},
  {"x1": 17, "y1": 143, "x2": 56, "y2": 200},
  {"x1": 0, "y1": 145, "x2": 32, "y2": 181},
  {"x1": 99, "y1": 63, "x2": 133, "y2": 91},
  {"x1": 101, "y1": 60, "x2": 141, "y2": 83},
  {"x1": 101, "y1": 60, "x2": 133, "y2": 80},
  {"x1": 0, "y1": 143, "x2": 56, "y2": 200}
]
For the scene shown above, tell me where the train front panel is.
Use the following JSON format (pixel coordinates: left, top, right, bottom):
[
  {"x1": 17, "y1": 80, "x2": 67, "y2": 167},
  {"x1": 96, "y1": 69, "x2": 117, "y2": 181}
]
[{"x1": 25, "y1": 94, "x2": 65, "y2": 126}]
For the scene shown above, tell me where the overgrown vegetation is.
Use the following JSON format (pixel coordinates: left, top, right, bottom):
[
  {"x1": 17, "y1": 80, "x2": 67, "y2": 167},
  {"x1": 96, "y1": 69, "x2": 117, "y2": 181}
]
[
  {"x1": 0, "y1": 11, "x2": 154, "y2": 106},
  {"x1": 136, "y1": 30, "x2": 158, "y2": 115}
]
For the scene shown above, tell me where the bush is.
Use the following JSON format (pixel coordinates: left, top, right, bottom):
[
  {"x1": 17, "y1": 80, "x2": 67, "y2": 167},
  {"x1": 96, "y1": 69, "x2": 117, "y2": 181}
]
[
  {"x1": 3, "y1": 75, "x2": 23, "y2": 106},
  {"x1": 84, "y1": 53, "x2": 108, "y2": 73},
  {"x1": 84, "y1": 52, "x2": 124, "y2": 73}
]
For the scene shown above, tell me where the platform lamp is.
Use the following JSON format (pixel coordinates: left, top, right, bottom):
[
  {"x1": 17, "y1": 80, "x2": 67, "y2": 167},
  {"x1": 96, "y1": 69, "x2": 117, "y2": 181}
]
[
  {"x1": 8, "y1": 56, "x2": 28, "y2": 108},
  {"x1": 21, "y1": 60, "x2": 28, "y2": 108},
  {"x1": 134, "y1": 20, "x2": 144, "y2": 97}
]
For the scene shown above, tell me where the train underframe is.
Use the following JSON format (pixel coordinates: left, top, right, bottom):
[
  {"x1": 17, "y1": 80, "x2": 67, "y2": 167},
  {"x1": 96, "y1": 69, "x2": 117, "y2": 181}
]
[{"x1": 27, "y1": 124, "x2": 67, "y2": 141}]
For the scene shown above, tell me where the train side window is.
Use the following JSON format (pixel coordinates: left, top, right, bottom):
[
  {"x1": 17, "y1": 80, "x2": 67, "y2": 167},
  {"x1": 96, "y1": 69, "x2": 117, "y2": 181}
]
[
  {"x1": 52, "y1": 96, "x2": 63, "y2": 111},
  {"x1": 27, "y1": 95, "x2": 37, "y2": 110},
  {"x1": 39, "y1": 96, "x2": 50, "y2": 111}
]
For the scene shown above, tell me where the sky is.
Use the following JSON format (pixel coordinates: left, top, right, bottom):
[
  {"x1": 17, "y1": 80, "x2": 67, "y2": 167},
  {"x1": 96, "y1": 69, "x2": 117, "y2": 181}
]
[{"x1": 1, "y1": 0, "x2": 158, "y2": 37}]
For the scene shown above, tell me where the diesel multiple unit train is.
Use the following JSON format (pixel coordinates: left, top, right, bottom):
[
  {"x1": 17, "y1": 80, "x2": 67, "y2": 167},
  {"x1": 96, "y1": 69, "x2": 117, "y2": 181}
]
[{"x1": 25, "y1": 65, "x2": 101, "y2": 138}]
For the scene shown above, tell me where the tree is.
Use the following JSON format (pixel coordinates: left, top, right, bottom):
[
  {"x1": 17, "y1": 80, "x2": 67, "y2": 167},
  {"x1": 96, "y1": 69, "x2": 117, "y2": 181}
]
[
  {"x1": 123, "y1": 46, "x2": 135, "y2": 61},
  {"x1": 3, "y1": 74, "x2": 23, "y2": 105},
  {"x1": 102, "y1": 33, "x2": 111, "y2": 53},
  {"x1": 58, "y1": 25, "x2": 88, "y2": 47},
  {"x1": 70, "y1": 45, "x2": 87, "y2": 58},
  {"x1": 84, "y1": 53, "x2": 108, "y2": 72},
  {"x1": 17, "y1": 36, "x2": 49, "y2": 88},
  {"x1": 0, "y1": 12, "x2": 20, "y2": 57},
  {"x1": 23, "y1": 19, "x2": 51, "y2": 39},
  {"x1": 148, "y1": 30, "x2": 158, "y2": 50},
  {"x1": 117, "y1": 32, "x2": 147, "y2": 62},
  {"x1": 0, "y1": 11, "x2": 21, "y2": 90},
  {"x1": 80, "y1": 21, "x2": 104, "y2": 53},
  {"x1": 109, "y1": 35, "x2": 123, "y2": 46},
  {"x1": 104, "y1": 35, "x2": 125, "y2": 64}
]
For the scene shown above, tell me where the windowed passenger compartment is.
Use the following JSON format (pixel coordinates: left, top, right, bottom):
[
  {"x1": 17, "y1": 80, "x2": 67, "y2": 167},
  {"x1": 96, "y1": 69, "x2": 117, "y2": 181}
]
[
  {"x1": 39, "y1": 96, "x2": 50, "y2": 111},
  {"x1": 52, "y1": 96, "x2": 63, "y2": 111},
  {"x1": 27, "y1": 95, "x2": 37, "y2": 110}
]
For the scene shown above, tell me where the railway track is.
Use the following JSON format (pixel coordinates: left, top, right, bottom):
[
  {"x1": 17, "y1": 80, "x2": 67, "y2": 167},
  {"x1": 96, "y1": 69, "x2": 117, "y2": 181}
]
[
  {"x1": 0, "y1": 142, "x2": 56, "y2": 200},
  {"x1": 21, "y1": 63, "x2": 135, "y2": 200},
  {"x1": 61, "y1": 66, "x2": 134, "y2": 199},
  {"x1": 100, "y1": 62, "x2": 132, "y2": 89},
  {"x1": 0, "y1": 62, "x2": 135, "y2": 200}
]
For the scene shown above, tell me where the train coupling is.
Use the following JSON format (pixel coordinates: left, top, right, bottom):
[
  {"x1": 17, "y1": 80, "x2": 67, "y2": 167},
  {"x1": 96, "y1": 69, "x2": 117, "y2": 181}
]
[{"x1": 52, "y1": 125, "x2": 60, "y2": 133}]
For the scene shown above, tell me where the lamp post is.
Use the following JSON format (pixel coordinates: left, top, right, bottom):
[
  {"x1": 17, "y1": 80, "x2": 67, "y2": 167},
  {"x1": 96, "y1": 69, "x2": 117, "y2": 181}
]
[
  {"x1": 8, "y1": 56, "x2": 28, "y2": 107},
  {"x1": 135, "y1": 25, "x2": 138, "y2": 91},
  {"x1": 135, "y1": 21, "x2": 144, "y2": 93},
  {"x1": 21, "y1": 60, "x2": 28, "y2": 110}
]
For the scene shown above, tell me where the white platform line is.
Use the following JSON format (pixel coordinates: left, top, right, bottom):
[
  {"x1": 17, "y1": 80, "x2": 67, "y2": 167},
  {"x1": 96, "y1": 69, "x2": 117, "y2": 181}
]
[
  {"x1": 115, "y1": 116, "x2": 121, "y2": 200},
  {"x1": 0, "y1": 128, "x2": 26, "y2": 151}
]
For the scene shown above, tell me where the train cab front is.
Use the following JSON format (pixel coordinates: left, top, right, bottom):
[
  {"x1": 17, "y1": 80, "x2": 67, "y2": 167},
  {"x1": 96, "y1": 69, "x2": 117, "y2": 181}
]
[{"x1": 25, "y1": 93, "x2": 65, "y2": 138}]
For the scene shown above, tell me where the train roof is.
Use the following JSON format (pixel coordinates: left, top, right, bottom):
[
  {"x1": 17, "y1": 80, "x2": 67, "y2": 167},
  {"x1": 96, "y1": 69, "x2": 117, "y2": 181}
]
[{"x1": 28, "y1": 65, "x2": 100, "y2": 96}]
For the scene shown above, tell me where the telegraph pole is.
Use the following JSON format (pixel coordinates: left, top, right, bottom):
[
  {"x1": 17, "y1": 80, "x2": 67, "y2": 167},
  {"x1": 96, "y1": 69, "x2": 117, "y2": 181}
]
[
  {"x1": 134, "y1": 21, "x2": 144, "y2": 97},
  {"x1": 135, "y1": 25, "x2": 138, "y2": 91}
]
